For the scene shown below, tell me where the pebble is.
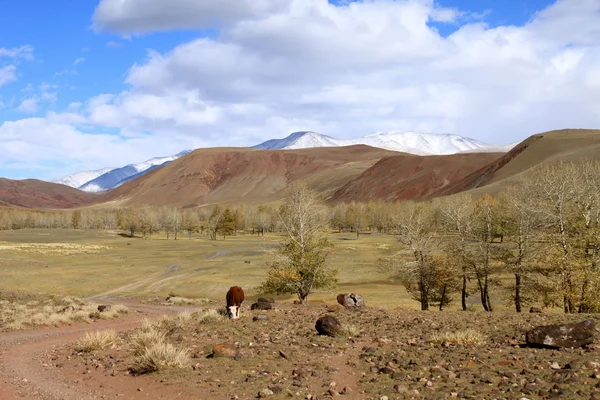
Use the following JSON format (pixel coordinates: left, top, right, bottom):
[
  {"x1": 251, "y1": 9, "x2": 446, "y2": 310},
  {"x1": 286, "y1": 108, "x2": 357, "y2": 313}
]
[
  {"x1": 550, "y1": 362, "x2": 561, "y2": 370},
  {"x1": 258, "y1": 388, "x2": 274, "y2": 397}
]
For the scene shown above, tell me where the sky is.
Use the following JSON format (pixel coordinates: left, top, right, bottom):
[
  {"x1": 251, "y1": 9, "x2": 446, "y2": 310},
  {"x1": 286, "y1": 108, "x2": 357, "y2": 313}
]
[{"x1": 1, "y1": 0, "x2": 599, "y2": 181}]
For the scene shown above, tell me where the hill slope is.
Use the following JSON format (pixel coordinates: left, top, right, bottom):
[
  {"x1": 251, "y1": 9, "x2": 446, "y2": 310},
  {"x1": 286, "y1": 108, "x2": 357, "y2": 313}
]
[
  {"x1": 0, "y1": 179, "x2": 98, "y2": 209},
  {"x1": 99, "y1": 145, "x2": 502, "y2": 207},
  {"x1": 329, "y1": 152, "x2": 503, "y2": 203},
  {"x1": 436, "y1": 129, "x2": 600, "y2": 197}
]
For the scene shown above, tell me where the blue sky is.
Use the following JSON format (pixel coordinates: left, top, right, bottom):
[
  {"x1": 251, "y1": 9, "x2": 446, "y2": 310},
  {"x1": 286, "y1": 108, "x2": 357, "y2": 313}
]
[{"x1": 1, "y1": 0, "x2": 599, "y2": 181}]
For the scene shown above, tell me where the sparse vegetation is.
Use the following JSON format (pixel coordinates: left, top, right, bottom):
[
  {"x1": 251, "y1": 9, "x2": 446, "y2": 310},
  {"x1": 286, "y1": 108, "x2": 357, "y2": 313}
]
[
  {"x1": 0, "y1": 291, "x2": 128, "y2": 331},
  {"x1": 75, "y1": 330, "x2": 118, "y2": 352},
  {"x1": 131, "y1": 342, "x2": 190, "y2": 374},
  {"x1": 429, "y1": 329, "x2": 487, "y2": 345}
]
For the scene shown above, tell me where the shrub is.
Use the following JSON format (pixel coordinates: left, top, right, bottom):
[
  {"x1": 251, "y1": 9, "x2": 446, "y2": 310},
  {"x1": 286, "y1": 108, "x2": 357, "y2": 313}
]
[{"x1": 75, "y1": 330, "x2": 118, "y2": 352}]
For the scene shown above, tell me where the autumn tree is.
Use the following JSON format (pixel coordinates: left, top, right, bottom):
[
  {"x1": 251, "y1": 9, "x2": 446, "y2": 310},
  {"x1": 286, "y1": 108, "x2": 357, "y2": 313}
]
[
  {"x1": 497, "y1": 184, "x2": 544, "y2": 312},
  {"x1": 218, "y1": 207, "x2": 236, "y2": 239},
  {"x1": 388, "y1": 201, "x2": 439, "y2": 310},
  {"x1": 258, "y1": 182, "x2": 337, "y2": 304}
]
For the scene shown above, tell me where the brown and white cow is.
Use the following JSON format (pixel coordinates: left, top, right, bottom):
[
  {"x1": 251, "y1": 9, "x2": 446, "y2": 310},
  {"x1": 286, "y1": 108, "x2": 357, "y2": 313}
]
[{"x1": 226, "y1": 286, "x2": 245, "y2": 319}]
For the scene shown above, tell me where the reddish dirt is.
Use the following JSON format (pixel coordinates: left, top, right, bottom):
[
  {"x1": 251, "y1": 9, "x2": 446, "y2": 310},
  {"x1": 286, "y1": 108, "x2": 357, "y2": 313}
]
[
  {"x1": 329, "y1": 152, "x2": 502, "y2": 203},
  {"x1": 0, "y1": 178, "x2": 98, "y2": 209},
  {"x1": 0, "y1": 300, "x2": 195, "y2": 400}
]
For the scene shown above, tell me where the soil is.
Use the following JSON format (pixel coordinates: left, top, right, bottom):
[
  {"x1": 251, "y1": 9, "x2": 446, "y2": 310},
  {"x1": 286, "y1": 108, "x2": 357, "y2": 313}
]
[{"x1": 1, "y1": 300, "x2": 600, "y2": 400}]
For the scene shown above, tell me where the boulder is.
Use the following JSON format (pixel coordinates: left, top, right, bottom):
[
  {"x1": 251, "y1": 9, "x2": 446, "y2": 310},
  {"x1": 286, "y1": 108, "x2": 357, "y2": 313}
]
[
  {"x1": 315, "y1": 315, "x2": 343, "y2": 337},
  {"x1": 529, "y1": 307, "x2": 543, "y2": 313},
  {"x1": 257, "y1": 297, "x2": 275, "y2": 304},
  {"x1": 97, "y1": 305, "x2": 112, "y2": 312},
  {"x1": 337, "y1": 293, "x2": 365, "y2": 309},
  {"x1": 526, "y1": 319, "x2": 595, "y2": 349},
  {"x1": 251, "y1": 301, "x2": 273, "y2": 310}
]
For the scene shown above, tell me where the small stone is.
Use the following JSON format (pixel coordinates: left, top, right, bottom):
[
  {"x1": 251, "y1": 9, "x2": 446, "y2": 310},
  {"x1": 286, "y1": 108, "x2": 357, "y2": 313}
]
[
  {"x1": 551, "y1": 362, "x2": 561, "y2": 370},
  {"x1": 253, "y1": 314, "x2": 269, "y2": 321},
  {"x1": 341, "y1": 387, "x2": 352, "y2": 395},
  {"x1": 137, "y1": 388, "x2": 143, "y2": 392},
  {"x1": 328, "y1": 388, "x2": 339, "y2": 396},
  {"x1": 258, "y1": 388, "x2": 274, "y2": 397},
  {"x1": 379, "y1": 396, "x2": 389, "y2": 400}
]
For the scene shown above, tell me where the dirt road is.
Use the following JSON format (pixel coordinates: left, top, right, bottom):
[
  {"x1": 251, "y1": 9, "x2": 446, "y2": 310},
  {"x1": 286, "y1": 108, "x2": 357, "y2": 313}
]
[{"x1": 0, "y1": 300, "x2": 196, "y2": 400}]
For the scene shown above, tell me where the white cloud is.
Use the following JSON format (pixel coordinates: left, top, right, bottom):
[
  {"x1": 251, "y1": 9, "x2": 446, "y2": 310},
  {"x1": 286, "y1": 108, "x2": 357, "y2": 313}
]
[
  {"x1": 0, "y1": 65, "x2": 17, "y2": 88},
  {"x1": 0, "y1": 45, "x2": 34, "y2": 60},
  {"x1": 17, "y1": 98, "x2": 38, "y2": 113},
  {"x1": 0, "y1": 118, "x2": 208, "y2": 180},
  {"x1": 4, "y1": 0, "x2": 600, "y2": 180},
  {"x1": 82, "y1": 0, "x2": 600, "y2": 145},
  {"x1": 73, "y1": 57, "x2": 85, "y2": 66}
]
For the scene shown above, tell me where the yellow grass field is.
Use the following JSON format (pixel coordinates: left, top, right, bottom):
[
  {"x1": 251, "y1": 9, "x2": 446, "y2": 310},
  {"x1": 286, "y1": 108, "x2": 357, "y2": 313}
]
[{"x1": 0, "y1": 229, "x2": 418, "y2": 308}]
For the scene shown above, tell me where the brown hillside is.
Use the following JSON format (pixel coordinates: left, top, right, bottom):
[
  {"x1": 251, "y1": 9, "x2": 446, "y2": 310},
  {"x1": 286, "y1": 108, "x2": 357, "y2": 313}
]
[
  {"x1": 436, "y1": 129, "x2": 600, "y2": 197},
  {"x1": 329, "y1": 152, "x2": 503, "y2": 203},
  {"x1": 100, "y1": 146, "x2": 403, "y2": 207},
  {"x1": 0, "y1": 179, "x2": 98, "y2": 209}
]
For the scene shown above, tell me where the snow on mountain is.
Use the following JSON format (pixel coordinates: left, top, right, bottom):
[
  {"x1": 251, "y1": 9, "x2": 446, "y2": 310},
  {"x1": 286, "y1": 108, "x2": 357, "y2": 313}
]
[
  {"x1": 254, "y1": 131, "x2": 514, "y2": 155},
  {"x1": 52, "y1": 167, "x2": 114, "y2": 189},
  {"x1": 59, "y1": 150, "x2": 193, "y2": 193},
  {"x1": 253, "y1": 131, "x2": 340, "y2": 150}
]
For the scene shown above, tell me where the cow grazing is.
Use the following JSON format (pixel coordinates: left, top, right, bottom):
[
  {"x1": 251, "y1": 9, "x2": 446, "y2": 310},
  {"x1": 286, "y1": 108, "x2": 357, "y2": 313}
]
[{"x1": 226, "y1": 286, "x2": 245, "y2": 319}]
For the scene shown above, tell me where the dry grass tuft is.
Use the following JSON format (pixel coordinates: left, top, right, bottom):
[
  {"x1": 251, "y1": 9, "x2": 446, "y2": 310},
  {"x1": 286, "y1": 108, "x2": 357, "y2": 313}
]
[
  {"x1": 163, "y1": 296, "x2": 209, "y2": 306},
  {"x1": 75, "y1": 330, "x2": 118, "y2": 352},
  {"x1": 197, "y1": 308, "x2": 221, "y2": 323},
  {"x1": 342, "y1": 324, "x2": 362, "y2": 337},
  {"x1": 429, "y1": 329, "x2": 487, "y2": 345},
  {"x1": 131, "y1": 343, "x2": 189, "y2": 374}
]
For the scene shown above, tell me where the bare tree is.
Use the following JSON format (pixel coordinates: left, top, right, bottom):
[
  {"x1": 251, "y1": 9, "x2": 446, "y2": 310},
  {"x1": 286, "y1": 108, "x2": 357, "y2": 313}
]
[
  {"x1": 258, "y1": 182, "x2": 337, "y2": 304},
  {"x1": 391, "y1": 201, "x2": 439, "y2": 310},
  {"x1": 498, "y1": 184, "x2": 544, "y2": 312}
]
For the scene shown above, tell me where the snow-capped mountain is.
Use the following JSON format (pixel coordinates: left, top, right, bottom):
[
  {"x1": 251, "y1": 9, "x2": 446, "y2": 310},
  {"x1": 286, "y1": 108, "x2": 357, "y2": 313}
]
[
  {"x1": 55, "y1": 150, "x2": 192, "y2": 193},
  {"x1": 255, "y1": 131, "x2": 340, "y2": 150},
  {"x1": 52, "y1": 167, "x2": 114, "y2": 189},
  {"x1": 254, "y1": 131, "x2": 514, "y2": 155}
]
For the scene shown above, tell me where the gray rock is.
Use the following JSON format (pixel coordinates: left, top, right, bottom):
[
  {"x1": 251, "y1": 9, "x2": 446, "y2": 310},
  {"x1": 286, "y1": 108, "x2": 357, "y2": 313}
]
[
  {"x1": 336, "y1": 293, "x2": 365, "y2": 309},
  {"x1": 253, "y1": 314, "x2": 269, "y2": 321},
  {"x1": 526, "y1": 319, "x2": 595, "y2": 349},
  {"x1": 251, "y1": 301, "x2": 273, "y2": 310}
]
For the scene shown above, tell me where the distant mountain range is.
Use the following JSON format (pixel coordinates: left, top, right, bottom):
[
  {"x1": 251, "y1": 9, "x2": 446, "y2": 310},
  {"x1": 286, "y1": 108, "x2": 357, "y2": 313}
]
[
  {"x1": 254, "y1": 131, "x2": 516, "y2": 155},
  {"x1": 5, "y1": 129, "x2": 600, "y2": 209},
  {"x1": 54, "y1": 150, "x2": 192, "y2": 192},
  {"x1": 53, "y1": 131, "x2": 514, "y2": 192}
]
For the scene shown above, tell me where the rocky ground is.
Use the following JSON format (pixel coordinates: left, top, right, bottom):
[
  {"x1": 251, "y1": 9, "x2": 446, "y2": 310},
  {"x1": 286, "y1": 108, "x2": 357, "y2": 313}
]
[{"x1": 18, "y1": 300, "x2": 599, "y2": 400}]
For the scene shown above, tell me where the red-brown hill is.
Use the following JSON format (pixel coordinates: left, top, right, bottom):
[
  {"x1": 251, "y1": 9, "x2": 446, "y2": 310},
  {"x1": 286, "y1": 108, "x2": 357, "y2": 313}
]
[
  {"x1": 328, "y1": 152, "x2": 503, "y2": 202},
  {"x1": 0, "y1": 178, "x2": 98, "y2": 209},
  {"x1": 98, "y1": 145, "x2": 502, "y2": 207}
]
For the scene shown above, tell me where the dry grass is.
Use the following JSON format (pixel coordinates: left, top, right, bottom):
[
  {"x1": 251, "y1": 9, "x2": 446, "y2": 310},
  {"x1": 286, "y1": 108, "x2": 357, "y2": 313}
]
[
  {"x1": 429, "y1": 329, "x2": 487, "y2": 345},
  {"x1": 75, "y1": 330, "x2": 118, "y2": 352},
  {"x1": 131, "y1": 342, "x2": 190, "y2": 374},
  {"x1": 0, "y1": 290, "x2": 129, "y2": 332},
  {"x1": 163, "y1": 296, "x2": 210, "y2": 306},
  {"x1": 196, "y1": 308, "x2": 221, "y2": 323},
  {"x1": 342, "y1": 324, "x2": 362, "y2": 337},
  {"x1": 0, "y1": 242, "x2": 110, "y2": 255}
]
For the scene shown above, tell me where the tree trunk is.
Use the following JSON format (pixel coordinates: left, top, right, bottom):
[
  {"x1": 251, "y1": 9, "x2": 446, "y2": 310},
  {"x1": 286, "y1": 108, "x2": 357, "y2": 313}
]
[
  {"x1": 439, "y1": 284, "x2": 447, "y2": 311},
  {"x1": 461, "y1": 274, "x2": 467, "y2": 311},
  {"x1": 515, "y1": 273, "x2": 522, "y2": 313}
]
